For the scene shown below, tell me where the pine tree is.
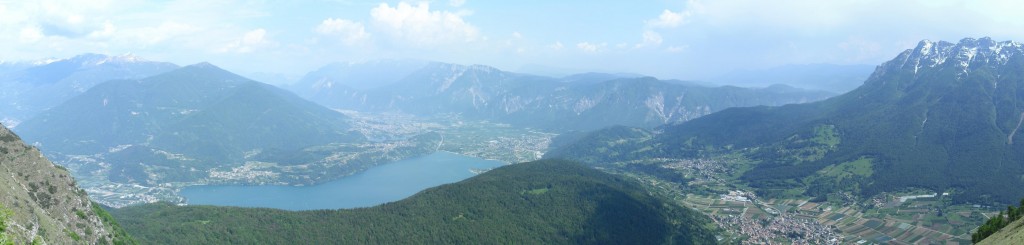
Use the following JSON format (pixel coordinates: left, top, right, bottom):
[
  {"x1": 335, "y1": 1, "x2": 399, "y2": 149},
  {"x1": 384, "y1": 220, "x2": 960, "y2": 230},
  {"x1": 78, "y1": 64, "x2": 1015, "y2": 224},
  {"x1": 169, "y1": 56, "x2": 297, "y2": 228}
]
[{"x1": 1008, "y1": 206, "x2": 1018, "y2": 222}]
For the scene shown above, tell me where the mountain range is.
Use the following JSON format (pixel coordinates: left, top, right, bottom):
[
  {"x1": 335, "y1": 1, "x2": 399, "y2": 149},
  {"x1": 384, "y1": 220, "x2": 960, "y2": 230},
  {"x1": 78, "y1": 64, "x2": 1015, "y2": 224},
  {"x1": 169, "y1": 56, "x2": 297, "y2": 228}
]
[
  {"x1": 292, "y1": 59, "x2": 428, "y2": 92},
  {"x1": 549, "y1": 37, "x2": 1024, "y2": 205},
  {"x1": 0, "y1": 54, "x2": 178, "y2": 127},
  {"x1": 15, "y1": 63, "x2": 363, "y2": 185},
  {"x1": 291, "y1": 61, "x2": 835, "y2": 131}
]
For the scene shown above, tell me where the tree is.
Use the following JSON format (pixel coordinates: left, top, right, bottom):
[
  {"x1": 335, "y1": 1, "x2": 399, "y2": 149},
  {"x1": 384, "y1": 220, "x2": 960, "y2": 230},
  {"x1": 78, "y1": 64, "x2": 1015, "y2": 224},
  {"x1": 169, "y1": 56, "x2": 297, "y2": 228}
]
[
  {"x1": 1019, "y1": 198, "x2": 1024, "y2": 218},
  {"x1": 1009, "y1": 206, "x2": 1019, "y2": 222}
]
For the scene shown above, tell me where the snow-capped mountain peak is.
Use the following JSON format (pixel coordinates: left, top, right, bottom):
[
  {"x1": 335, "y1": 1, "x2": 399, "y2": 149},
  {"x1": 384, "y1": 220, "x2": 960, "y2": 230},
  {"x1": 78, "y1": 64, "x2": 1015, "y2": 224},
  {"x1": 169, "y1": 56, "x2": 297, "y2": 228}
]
[{"x1": 879, "y1": 37, "x2": 1024, "y2": 79}]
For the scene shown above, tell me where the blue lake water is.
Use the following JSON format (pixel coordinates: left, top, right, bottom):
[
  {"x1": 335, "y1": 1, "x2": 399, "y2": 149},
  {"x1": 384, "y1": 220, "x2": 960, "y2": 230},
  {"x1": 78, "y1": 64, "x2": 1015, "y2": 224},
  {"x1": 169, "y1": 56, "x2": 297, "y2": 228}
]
[{"x1": 180, "y1": 152, "x2": 505, "y2": 211}]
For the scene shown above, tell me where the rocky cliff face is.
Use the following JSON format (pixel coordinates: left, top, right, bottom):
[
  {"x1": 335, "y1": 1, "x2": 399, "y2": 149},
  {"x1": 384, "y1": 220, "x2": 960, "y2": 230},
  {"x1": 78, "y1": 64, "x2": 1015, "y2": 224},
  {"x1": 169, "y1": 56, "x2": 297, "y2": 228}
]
[{"x1": 0, "y1": 124, "x2": 131, "y2": 244}]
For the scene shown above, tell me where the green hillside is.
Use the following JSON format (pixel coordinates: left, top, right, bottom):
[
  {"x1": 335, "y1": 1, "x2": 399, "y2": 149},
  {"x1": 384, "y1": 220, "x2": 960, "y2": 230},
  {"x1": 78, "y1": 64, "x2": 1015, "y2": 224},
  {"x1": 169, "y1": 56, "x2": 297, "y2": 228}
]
[{"x1": 110, "y1": 159, "x2": 718, "y2": 244}]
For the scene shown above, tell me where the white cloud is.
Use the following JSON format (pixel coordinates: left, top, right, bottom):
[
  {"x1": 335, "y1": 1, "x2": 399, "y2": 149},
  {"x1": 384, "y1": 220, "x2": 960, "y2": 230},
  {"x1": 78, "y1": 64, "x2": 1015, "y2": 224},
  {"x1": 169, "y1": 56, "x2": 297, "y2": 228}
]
[
  {"x1": 666, "y1": 45, "x2": 688, "y2": 53},
  {"x1": 66, "y1": 14, "x2": 83, "y2": 25},
  {"x1": 0, "y1": 0, "x2": 284, "y2": 60},
  {"x1": 639, "y1": 2, "x2": 700, "y2": 54},
  {"x1": 124, "y1": 21, "x2": 199, "y2": 45},
  {"x1": 88, "y1": 21, "x2": 116, "y2": 38},
  {"x1": 19, "y1": 26, "x2": 44, "y2": 43},
  {"x1": 647, "y1": 9, "x2": 688, "y2": 28},
  {"x1": 369, "y1": 2, "x2": 479, "y2": 46},
  {"x1": 635, "y1": 30, "x2": 663, "y2": 48},
  {"x1": 550, "y1": 41, "x2": 564, "y2": 50},
  {"x1": 449, "y1": 0, "x2": 466, "y2": 7},
  {"x1": 576, "y1": 42, "x2": 603, "y2": 53},
  {"x1": 220, "y1": 28, "x2": 274, "y2": 53},
  {"x1": 315, "y1": 18, "x2": 370, "y2": 45},
  {"x1": 243, "y1": 29, "x2": 267, "y2": 44},
  {"x1": 0, "y1": 1, "x2": 112, "y2": 43}
]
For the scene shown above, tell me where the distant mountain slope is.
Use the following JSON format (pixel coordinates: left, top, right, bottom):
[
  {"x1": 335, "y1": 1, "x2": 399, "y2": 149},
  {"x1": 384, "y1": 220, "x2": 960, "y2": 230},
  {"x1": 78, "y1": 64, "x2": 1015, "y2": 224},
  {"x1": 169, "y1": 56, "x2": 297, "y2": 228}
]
[
  {"x1": 299, "y1": 61, "x2": 834, "y2": 131},
  {"x1": 710, "y1": 63, "x2": 874, "y2": 93},
  {"x1": 0, "y1": 60, "x2": 39, "y2": 76},
  {"x1": 503, "y1": 78, "x2": 831, "y2": 130},
  {"x1": 289, "y1": 59, "x2": 428, "y2": 108},
  {"x1": 0, "y1": 124, "x2": 134, "y2": 244},
  {"x1": 16, "y1": 63, "x2": 363, "y2": 184},
  {"x1": 110, "y1": 159, "x2": 718, "y2": 244},
  {"x1": 0, "y1": 54, "x2": 178, "y2": 125},
  {"x1": 558, "y1": 72, "x2": 644, "y2": 85},
  {"x1": 550, "y1": 37, "x2": 1024, "y2": 205}
]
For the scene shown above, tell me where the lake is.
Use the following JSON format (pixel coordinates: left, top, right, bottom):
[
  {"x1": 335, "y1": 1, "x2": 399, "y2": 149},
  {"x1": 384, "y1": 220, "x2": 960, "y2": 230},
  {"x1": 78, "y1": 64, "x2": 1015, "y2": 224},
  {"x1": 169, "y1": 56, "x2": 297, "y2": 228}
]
[{"x1": 180, "y1": 151, "x2": 505, "y2": 210}]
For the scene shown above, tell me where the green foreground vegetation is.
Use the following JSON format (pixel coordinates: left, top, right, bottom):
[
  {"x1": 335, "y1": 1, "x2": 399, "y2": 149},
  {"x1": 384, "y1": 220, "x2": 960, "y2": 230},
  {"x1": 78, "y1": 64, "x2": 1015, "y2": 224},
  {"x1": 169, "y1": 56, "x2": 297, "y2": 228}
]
[
  {"x1": 978, "y1": 215, "x2": 1024, "y2": 245},
  {"x1": 974, "y1": 198, "x2": 1024, "y2": 243},
  {"x1": 111, "y1": 160, "x2": 718, "y2": 244},
  {"x1": 1, "y1": 205, "x2": 11, "y2": 245}
]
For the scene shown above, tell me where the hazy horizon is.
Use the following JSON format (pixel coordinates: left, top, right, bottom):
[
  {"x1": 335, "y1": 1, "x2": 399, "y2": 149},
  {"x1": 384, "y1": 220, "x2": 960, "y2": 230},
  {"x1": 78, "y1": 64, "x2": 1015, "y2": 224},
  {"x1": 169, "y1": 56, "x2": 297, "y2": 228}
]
[{"x1": 3, "y1": 0, "x2": 1024, "y2": 81}]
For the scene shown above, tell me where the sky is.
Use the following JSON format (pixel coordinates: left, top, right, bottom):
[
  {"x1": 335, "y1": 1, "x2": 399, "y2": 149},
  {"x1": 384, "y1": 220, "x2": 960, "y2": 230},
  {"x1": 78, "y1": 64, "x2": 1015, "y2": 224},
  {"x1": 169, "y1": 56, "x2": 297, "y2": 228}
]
[{"x1": 2, "y1": 0, "x2": 1024, "y2": 81}]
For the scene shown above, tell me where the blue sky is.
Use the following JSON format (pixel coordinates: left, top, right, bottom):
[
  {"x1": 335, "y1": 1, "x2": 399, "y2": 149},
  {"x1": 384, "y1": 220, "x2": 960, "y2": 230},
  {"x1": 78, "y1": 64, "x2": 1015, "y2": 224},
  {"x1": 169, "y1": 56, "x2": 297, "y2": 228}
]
[{"x1": 2, "y1": 0, "x2": 1024, "y2": 81}]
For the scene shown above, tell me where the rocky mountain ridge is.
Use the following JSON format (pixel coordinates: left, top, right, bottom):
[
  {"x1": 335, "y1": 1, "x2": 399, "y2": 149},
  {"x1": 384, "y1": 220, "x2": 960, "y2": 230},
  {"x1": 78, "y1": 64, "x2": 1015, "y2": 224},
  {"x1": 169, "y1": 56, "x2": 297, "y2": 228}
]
[{"x1": 295, "y1": 61, "x2": 835, "y2": 131}]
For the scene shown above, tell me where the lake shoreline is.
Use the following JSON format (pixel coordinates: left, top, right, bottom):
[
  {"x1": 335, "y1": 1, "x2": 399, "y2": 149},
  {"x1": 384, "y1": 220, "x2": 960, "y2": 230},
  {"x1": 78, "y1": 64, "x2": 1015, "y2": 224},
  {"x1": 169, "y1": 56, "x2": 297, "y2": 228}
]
[{"x1": 180, "y1": 151, "x2": 505, "y2": 211}]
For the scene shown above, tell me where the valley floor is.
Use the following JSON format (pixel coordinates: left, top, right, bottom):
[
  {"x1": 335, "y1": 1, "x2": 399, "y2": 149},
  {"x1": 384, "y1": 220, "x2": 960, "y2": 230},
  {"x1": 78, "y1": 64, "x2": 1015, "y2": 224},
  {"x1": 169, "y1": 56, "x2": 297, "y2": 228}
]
[
  {"x1": 603, "y1": 157, "x2": 995, "y2": 244},
  {"x1": 50, "y1": 112, "x2": 555, "y2": 207}
]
